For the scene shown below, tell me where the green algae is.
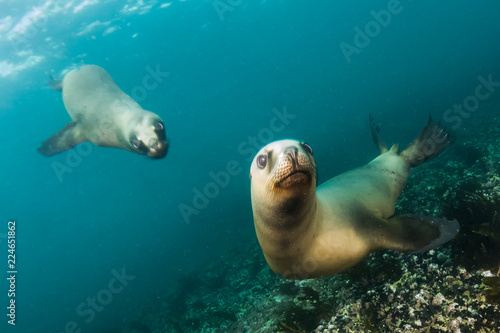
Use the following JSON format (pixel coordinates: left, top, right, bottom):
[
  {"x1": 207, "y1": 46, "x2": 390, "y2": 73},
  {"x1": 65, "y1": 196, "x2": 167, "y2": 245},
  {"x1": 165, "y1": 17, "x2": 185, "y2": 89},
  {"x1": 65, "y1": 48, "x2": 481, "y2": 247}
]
[
  {"x1": 276, "y1": 286, "x2": 332, "y2": 333},
  {"x1": 444, "y1": 189, "x2": 500, "y2": 271},
  {"x1": 483, "y1": 276, "x2": 500, "y2": 304}
]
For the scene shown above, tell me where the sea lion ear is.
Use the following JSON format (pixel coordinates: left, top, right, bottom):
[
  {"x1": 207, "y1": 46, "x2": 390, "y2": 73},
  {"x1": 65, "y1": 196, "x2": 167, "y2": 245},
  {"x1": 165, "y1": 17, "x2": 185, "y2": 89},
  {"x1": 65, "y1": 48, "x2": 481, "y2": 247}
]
[{"x1": 38, "y1": 121, "x2": 87, "y2": 156}]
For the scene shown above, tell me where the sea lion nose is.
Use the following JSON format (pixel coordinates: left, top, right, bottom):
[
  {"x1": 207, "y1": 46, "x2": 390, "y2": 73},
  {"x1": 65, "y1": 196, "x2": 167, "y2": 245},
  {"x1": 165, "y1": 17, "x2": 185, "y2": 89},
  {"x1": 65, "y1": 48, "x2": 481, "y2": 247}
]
[
  {"x1": 285, "y1": 146, "x2": 298, "y2": 160},
  {"x1": 149, "y1": 138, "x2": 159, "y2": 150}
]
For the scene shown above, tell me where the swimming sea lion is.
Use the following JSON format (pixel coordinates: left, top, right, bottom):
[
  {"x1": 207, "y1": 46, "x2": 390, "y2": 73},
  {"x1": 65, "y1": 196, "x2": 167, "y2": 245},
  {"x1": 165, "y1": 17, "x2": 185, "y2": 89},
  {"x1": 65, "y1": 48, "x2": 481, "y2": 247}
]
[
  {"x1": 38, "y1": 65, "x2": 168, "y2": 158},
  {"x1": 250, "y1": 116, "x2": 459, "y2": 279}
]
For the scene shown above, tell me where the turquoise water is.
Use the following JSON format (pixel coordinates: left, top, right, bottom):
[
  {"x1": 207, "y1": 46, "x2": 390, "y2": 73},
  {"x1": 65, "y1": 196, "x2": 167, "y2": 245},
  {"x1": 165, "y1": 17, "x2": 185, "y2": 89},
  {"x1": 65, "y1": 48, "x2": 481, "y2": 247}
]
[{"x1": 0, "y1": 1, "x2": 500, "y2": 332}]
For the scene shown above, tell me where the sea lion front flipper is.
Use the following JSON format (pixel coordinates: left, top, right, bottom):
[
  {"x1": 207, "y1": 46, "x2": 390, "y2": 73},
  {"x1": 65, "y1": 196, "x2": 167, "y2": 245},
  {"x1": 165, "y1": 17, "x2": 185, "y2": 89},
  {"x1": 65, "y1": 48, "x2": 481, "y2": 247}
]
[
  {"x1": 38, "y1": 121, "x2": 87, "y2": 156},
  {"x1": 376, "y1": 214, "x2": 460, "y2": 253}
]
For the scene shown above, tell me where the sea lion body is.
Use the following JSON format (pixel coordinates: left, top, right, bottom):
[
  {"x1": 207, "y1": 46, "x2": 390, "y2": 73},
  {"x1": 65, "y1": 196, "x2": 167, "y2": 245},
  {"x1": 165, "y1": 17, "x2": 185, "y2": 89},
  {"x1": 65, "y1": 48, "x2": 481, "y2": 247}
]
[
  {"x1": 250, "y1": 119, "x2": 459, "y2": 279},
  {"x1": 38, "y1": 65, "x2": 168, "y2": 158}
]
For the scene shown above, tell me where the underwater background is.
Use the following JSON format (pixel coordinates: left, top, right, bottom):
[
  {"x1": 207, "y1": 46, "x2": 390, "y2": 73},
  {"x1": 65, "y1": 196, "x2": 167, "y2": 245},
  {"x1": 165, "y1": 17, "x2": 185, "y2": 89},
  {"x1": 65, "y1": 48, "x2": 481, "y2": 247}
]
[{"x1": 1, "y1": 0, "x2": 500, "y2": 332}]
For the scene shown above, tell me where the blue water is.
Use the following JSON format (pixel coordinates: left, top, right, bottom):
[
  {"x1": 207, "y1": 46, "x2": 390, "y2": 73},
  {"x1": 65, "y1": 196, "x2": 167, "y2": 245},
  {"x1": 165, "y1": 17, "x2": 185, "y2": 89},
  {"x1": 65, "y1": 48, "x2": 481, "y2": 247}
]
[{"x1": 1, "y1": 0, "x2": 500, "y2": 332}]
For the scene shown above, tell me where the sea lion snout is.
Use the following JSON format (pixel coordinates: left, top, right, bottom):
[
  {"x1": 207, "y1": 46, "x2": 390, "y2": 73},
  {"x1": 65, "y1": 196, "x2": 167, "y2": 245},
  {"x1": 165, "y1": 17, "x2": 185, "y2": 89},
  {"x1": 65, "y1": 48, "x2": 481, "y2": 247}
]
[
  {"x1": 129, "y1": 115, "x2": 169, "y2": 159},
  {"x1": 284, "y1": 146, "x2": 298, "y2": 161},
  {"x1": 273, "y1": 144, "x2": 315, "y2": 188},
  {"x1": 147, "y1": 139, "x2": 168, "y2": 159}
]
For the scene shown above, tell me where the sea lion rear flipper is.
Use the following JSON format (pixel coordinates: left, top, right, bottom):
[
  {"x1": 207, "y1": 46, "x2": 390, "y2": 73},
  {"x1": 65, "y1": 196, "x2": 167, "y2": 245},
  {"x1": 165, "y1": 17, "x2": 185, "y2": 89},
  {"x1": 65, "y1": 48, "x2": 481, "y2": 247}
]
[
  {"x1": 38, "y1": 121, "x2": 87, "y2": 156},
  {"x1": 369, "y1": 114, "x2": 388, "y2": 154},
  {"x1": 400, "y1": 115, "x2": 453, "y2": 167},
  {"x1": 377, "y1": 214, "x2": 460, "y2": 253},
  {"x1": 48, "y1": 75, "x2": 62, "y2": 92}
]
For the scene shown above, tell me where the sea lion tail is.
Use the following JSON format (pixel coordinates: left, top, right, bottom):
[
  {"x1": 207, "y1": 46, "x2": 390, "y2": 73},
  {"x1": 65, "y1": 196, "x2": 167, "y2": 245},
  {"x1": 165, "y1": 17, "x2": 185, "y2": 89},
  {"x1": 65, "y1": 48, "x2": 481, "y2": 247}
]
[
  {"x1": 399, "y1": 115, "x2": 453, "y2": 167},
  {"x1": 377, "y1": 214, "x2": 460, "y2": 253}
]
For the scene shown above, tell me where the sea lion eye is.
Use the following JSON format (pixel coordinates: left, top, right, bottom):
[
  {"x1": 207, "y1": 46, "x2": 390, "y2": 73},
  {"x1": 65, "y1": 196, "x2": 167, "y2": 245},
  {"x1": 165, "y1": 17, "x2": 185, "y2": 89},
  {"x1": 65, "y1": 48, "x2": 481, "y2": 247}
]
[
  {"x1": 132, "y1": 139, "x2": 141, "y2": 149},
  {"x1": 301, "y1": 143, "x2": 313, "y2": 155},
  {"x1": 257, "y1": 155, "x2": 268, "y2": 169},
  {"x1": 154, "y1": 122, "x2": 164, "y2": 131}
]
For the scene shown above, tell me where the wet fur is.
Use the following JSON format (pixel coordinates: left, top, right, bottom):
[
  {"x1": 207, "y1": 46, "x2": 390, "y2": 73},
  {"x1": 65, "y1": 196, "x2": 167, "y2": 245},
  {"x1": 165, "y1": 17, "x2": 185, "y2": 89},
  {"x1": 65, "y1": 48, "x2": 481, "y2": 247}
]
[{"x1": 38, "y1": 65, "x2": 167, "y2": 158}]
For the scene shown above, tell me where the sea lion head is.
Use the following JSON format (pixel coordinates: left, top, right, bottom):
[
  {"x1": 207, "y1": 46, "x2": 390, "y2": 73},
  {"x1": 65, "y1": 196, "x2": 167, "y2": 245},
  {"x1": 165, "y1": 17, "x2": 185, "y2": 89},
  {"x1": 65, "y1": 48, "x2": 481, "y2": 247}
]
[
  {"x1": 128, "y1": 111, "x2": 168, "y2": 159},
  {"x1": 250, "y1": 139, "x2": 316, "y2": 215},
  {"x1": 250, "y1": 139, "x2": 318, "y2": 275}
]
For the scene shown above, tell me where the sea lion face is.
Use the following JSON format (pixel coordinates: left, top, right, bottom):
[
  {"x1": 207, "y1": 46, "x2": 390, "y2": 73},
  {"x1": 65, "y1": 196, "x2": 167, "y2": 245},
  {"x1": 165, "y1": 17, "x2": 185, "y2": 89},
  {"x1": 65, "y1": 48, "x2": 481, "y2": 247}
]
[
  {"x1": 250, "y1": 140, "x2": 316, "y2": 204},
  {"x1": 128, "y1": 113, "x2": 168, "y2": 159}
]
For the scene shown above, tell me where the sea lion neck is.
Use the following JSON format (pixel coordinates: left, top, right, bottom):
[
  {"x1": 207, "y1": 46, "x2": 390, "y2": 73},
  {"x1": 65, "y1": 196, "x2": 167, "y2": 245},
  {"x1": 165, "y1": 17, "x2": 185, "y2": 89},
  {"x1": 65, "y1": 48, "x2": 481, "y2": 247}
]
[{"x1": 262, "y1": 188, "x2": 317, "y2": 231}]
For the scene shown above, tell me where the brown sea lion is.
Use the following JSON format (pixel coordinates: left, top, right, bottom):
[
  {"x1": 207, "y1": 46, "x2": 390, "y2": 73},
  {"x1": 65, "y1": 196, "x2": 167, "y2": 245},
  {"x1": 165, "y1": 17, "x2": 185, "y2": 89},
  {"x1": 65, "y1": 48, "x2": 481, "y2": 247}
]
[{"x1": 250, "y1": 117, "x2": 459, "y2": 279}]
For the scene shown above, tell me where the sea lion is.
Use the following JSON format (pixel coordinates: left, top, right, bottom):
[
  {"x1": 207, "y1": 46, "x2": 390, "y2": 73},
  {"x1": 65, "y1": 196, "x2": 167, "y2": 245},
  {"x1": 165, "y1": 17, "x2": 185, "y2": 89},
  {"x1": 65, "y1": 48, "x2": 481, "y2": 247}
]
[
  {"x1": 250, "y1": 116, "x2": 459, "y2": 279},
  {"x1": 38, "y1": 65, "x2": 168, "y2": 158}
]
